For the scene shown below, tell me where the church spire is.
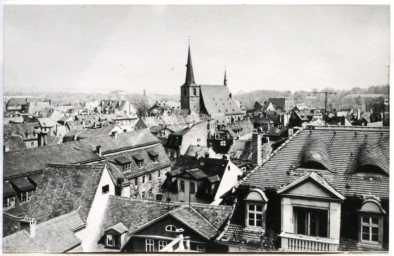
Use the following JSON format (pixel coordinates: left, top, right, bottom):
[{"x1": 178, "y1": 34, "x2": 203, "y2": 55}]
[
  {"x1": 185, "y1": 43, "x2": 195, "y2": 84},
  {"x1": 224, "y1": 69, "x2": 227, "y2": 86}
]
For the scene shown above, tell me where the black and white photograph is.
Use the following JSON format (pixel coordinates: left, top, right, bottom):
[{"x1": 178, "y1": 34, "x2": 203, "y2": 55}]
[{"x1": 1, "y1": 3, "x2": 391, "y2": 253}]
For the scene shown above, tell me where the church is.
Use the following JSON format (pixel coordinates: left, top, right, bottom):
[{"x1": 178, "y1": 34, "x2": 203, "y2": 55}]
[{"x1": 180, "y1": 46, "x2": 245, "y2": 124}]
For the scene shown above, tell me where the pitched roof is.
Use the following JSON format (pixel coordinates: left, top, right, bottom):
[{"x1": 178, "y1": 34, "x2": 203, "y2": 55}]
[
  {"x1": 10, "y1": 177, "x2": 35, "y2": 191},
  {"x1": 200, "y1": 85, "x2": 243, "y2": 115},
  {"x1": 105, "y1": 143, "x2": 171, "y2": 180},
  {"x1": 3, "y1": 211, "x2": 84, "y2": 253},
  {"x1": 80, "y1": 129, "x2": 159, "y2": 154},
  {"x1": 3, "y1": 122, "x2": 39, "y2": 138},
  {"x1": 4, "y1": 140, "x2": 101, "y2": 179},
  {"x1": 25, "y1": 164, "x2": 107, "y2": 223},
  {"x1": 170, "y1": 205, "x2": 218, "y2": 239},
  {"x1": 3, "y1": 135, "x2": 27, "y2": 151},
  {"x1": 101, "y1": 197, "x2": 232, "y2": 237},
  {"x1": 243, "y1": 127, "x2": 390, "y2": 199},
  {"x1": 105, "y1": 222, "x2": 129, "y2": 234}
]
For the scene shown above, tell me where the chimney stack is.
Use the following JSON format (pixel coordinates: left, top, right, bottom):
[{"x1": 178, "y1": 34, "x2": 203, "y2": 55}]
[
  {"x1": 29, "y1": 219, "x2": 37, "y2": 238},
  {"x1": 252, "y1": 130, "x2": 263, "y2": 166},
  {"x1": 96, "y1": 145, "x2": 102, "y2": 156}
]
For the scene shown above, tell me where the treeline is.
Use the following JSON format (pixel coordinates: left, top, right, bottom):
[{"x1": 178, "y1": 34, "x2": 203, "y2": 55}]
[{"x1": 234, "y1": 85, "x2": 389, "y2": 110}]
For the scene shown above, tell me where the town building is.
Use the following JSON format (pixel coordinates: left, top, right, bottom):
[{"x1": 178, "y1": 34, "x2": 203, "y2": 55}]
[{"x1": 217, "y1": 126, "x2": 389, "y2": 252}]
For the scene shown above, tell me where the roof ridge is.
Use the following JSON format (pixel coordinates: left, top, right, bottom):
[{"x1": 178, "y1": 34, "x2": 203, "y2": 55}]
[
  {"x1": 45, "y1": 163, "x2": 106, "y2": 168},
  {"x1": 35, "y1": 210, "x2": 82, "y2": 228}
]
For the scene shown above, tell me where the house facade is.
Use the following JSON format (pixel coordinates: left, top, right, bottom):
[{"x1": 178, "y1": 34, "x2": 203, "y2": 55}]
[{"x1": 217, "y1": 126, "x2": 389, "y2": 252}]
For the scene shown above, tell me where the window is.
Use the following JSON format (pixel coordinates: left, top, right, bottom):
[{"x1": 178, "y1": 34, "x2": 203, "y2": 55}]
[
  {"x1": 220, "y1": 140, "x2": 226, "y2": 146},
  {"x1": 294, "y1": 207, "x2": 328, "y2": 237},
  {"x1": 137, "y1": 160, "x2": 143, "y2": 168},
  {"x1": 165, "y1": 225, "x2": 177, "y2": 232},
  {"x1": 197, "y1": 138, "x2": 201, "y2": 142},
  {"x1": 197, "y1": 245, "x2": 205, "y2": 252},
  {"x1": 159, "y1": 240, "x2": 168, "y2": 250},
  {"x1": 190, "y1": 182, "x2": 195, "y2": 194},
  {"x1": 158, "y1": 170, "x2": 161, "y2": 178},
  {"x1": 142, "y1": 191, "x2": 146, "y2": 198},
  {"x1": 31, "y1": 141, "x2": 34, "y2": 146},
  {"x1": 123, "y1": 163, "x2": 131, "y2": 172},
  {"x1": 361, "y1": 215, "x2": 382, "y2": 243},
  {"x1": 102, "y1": 185, "x2": 110, "y2": 194},
  {"x1": 20, "y1": 190, "x2": 33, "y2": 203},
  {"x1": 106, "y1": 234, "x2": 119, "y2": 247},
  {"x1": 193, "y1": 88, "x2": 197, "y2": 96},
  {"x1": 3, "y1": 196, "x2": 16, "y2": 209},
  {"x1": 142, "y1": 175, "x2": 146, "y2": 183},
  {"x1": 145, "y1": 239, "x2": 154, "y2": 252},
  {"x1": 247, "y1": 204, "x2": 263, "y2": 227},
  {"x1": 180, "y1": 180, "x2": 185, "y2": 192},
  {"x1": 149, "y1": 174, "x2": 152, "y2": 181},
  {"x1": 152, "y1": 156, "x2": 158, "y2": 162}
]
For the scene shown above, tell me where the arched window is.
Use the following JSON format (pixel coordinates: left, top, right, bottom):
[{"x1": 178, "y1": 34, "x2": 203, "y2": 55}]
[
  {"x1": 165, "y1": 225, "x2": 177, "y2": 232},
  {"x1": 193, "y1": 88, "x2": 197, "y2": 96},
  {"x1": 184, "y1": 88, "x2": 187, "y2": 96}
]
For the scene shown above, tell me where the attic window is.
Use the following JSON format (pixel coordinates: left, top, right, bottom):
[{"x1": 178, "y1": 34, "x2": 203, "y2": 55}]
[
  {"x1": 133, "y1": 155, "x2": 144, "y2": 168},
  {"x1": 148, "y1": 151, "x2": 159, "y2": 162},
  {"x1": 102, "y1": 185, "x2": 110, "y2": 194},
  {"x1": 166, "y1": 225, "x2": 177, "y2": 232}
]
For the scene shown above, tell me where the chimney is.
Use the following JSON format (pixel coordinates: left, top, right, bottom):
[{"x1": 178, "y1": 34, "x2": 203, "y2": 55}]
[
  {"x1": 252, "y1": 130, "x2": 263, "y2": 166},
  {"x1": 357, "y1": 109, "x2": 361, "y2": 120},
  {"x1": 96, "y1": 145, "x2": 102, "y2": 156},
  {"x1": 184, "y1": 236, "x2": 191, "y2": 250},
  {"x1": 29, "y1": 219, "x2": 37, "y2": 238}
]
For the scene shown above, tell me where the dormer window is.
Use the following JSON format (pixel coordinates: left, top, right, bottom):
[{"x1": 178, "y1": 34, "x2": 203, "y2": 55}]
[
  {"x1": 358, "y1": 199, "x2": 386, "y2": 248},
  {"x1": 148, "y1": 151, "x2": 159, "y2": 162},
  {"x1": 104, "y1": 222, "x2": 129, "y2": 249},
  {"x1": 244, "y1": 189, "x2": 268, "y2": 230},
  {"x1": 115, "y1": 157, "x2": 133, "y2": 172},
  {"x1": 133, "y1": 155, "x2": 144, "y2": 168}
]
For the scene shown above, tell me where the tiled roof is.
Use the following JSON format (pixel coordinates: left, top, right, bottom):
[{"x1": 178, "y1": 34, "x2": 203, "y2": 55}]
[
  {"x1": 222, "y1": 224, "x2": 278, "y2": 250},
  {"x1": 200, "y1": 85, "x2": 243, "y2": 115},
  {"x1": 3, "y1": 122, "x2": 39, "y2": 138},
  {"x1": 243, "y1": 127, "x2": 389, "y2": 199},
  {"x1": 4, "y1": 140, "x2": 101, "y2": 179},
  {"x1": 3, "y1": 211, "x2": 84, "y2": 253},
  {"x1": 64, "y1": 124, "x2": 119, "y2": 139},
  {"x1": 172, "y1": 156, "x2": 229, "y2": 179},
  {"x1": 80, "y1": 129, "x2": 159, "y2": 154},
  {"x1": 105, "y1": 143, "x2": 171, "y2": 180},
  {"x1": 26, "y1": 164, "x2": 106, "y2": 223},
  {"x1": 170, "y1": 205, "x2": 218, "y2": 239},
  {"x1": 101, "y1": 197, "x2": 232, "y2": 236},
  {"x1": 3, "y1": 135, "x2": 26, "y2": 151}
]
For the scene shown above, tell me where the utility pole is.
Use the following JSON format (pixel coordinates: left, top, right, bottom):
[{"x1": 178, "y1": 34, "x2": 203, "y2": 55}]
[{"x1": 308, "y1": 91, "x2": 337, "y2": 126}]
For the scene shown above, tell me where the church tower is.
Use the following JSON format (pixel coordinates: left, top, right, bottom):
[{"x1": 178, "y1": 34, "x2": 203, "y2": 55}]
[{"x1": 180, "y1": 45, "x2": 200, "y2": 112}]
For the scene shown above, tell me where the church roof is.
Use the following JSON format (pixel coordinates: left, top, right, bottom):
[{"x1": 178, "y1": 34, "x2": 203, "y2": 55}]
[{"x1": 200, "y1": 85, "x2": 243, "y2": 115}]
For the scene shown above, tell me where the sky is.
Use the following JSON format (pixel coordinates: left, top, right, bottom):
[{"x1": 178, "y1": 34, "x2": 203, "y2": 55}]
[{"x1": 3, "y1": 5, "x2": 390, "y2": 95}]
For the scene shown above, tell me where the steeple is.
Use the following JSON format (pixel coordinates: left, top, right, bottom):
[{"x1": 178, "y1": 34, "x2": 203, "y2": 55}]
[
  {"x1": 185, "y1": 45, "x2": 195, "y2": 84},
  {"x1": 224, "y1": 69, "x2": 227, "y2": 86}
]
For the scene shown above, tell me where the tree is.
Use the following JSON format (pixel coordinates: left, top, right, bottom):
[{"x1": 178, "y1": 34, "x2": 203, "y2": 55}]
[{"x1": 130, "y1": 95, "x2": 150, "y2": 118}]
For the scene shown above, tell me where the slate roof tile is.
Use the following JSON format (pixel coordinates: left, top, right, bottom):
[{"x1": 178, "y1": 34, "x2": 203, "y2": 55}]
[{"x1": 243, "y1": 127, "x2": 389, "y2": 199}]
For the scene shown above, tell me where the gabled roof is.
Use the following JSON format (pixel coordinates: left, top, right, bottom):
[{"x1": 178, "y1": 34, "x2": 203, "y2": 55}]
[
  {"x1": 243, "y1": 127, "x2": 389, "y2": 199},
  {"x1": 100, "y1": 197, "x2": 232, "y2": 239},
  {"x1": 170, "y1": 205, "x2": 218, "y2": 240},
  {"x1": 3, "y1": 211, "x2": 84, "y2": 253},
  {"x1": 277, "y1": 172, "x2": 345, "y2": 200},
  {"x1": 25, "y1": 164, "x2": 107, "y2": 223},
  {"x1": 105, "y1": 222, "x2": 129, "y2": 234},
  {"x1": 200, "y1": 85, "x2": 243, "y2": 115}
]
